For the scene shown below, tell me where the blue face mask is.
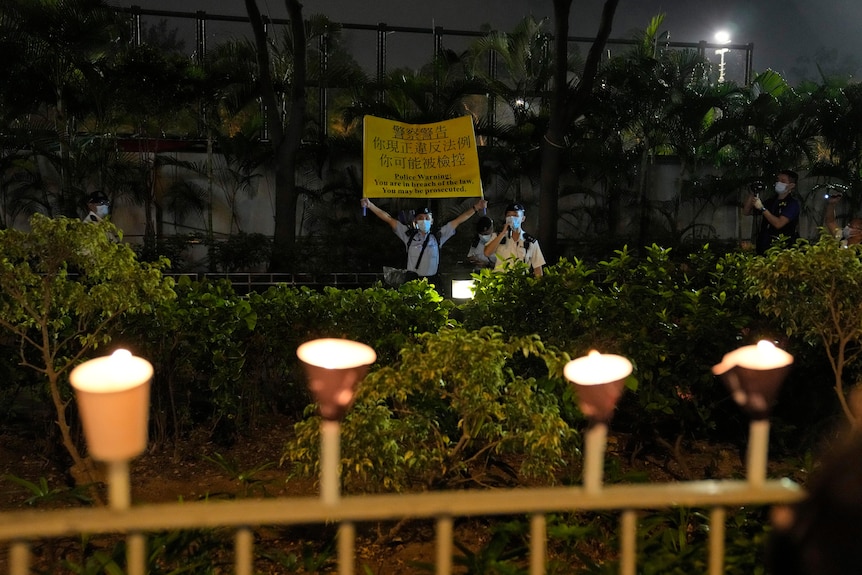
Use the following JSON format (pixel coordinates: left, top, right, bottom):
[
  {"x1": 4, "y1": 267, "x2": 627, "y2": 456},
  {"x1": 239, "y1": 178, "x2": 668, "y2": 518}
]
[
  {"x1": 416, "y1": 220, "x2": 432, "y2": 233},
  {"x1": 506, "y1": 215, "x2": 522, "y2": 230},
  {"x1": 96, "y1": 205, "x2": 110, "y2": 217}
]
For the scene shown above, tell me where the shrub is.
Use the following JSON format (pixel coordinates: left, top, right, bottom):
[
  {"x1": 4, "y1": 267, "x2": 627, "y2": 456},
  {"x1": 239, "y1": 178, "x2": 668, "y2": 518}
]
[
  {"x1": 463, "y1": 245, "x2": 761, "y2": 443},
  {"x1": 283, "y1": 326, "x2": 575, "y2": 492},
  {"x1": 0, "y1": 214, "x2": 174, "y2": 487},
  {"x1": 745, "y1": 233, "x2": 862, "y2": 427},
  {"x1": 115, "y1": 276, "x2": 256, "y2": 447},
  {"x1": 245, "y1": 280, "x2": 451, "y2": 416}
]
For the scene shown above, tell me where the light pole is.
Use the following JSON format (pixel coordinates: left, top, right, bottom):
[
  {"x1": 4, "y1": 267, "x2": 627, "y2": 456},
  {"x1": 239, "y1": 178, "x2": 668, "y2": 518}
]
[{"x1": 714, "y1": 30, "x2": 731, "y2": 83}]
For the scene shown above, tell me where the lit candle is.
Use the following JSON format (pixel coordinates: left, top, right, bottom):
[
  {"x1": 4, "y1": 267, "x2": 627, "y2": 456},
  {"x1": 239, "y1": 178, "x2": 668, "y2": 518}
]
[
  {"x1": 564, "y1": 350, "x2": 633, "y2": 386},
  {"x1": 69, "y1": 349, "x2": 153, "y2": 462},
  {"x1": 712, "y1": 340, "x2": 793, "y2": 374},
  {"x1": 297, "y1": 338, "x2": 377, "y2": 371},
  {"x1": 70, "y1": 349, "x2": 153, "y2": 509},
  {"x1": 713, "y1": 340, "x2": 794, "y2": 488},
  {"x1": 564, "y1": 350, "x2": 632, "y2": 494},
  {"x1": 70, "y1": 349, "x2": 153, "y2": 394},
  {"x1": 297, "y1": 338, "x2": 377, "y2": 505}
]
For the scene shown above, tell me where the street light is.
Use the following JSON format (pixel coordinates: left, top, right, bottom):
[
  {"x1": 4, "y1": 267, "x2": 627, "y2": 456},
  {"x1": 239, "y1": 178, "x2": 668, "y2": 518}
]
[{"x1": 714, "y1": 30, "x2": 731, "y2": 83}]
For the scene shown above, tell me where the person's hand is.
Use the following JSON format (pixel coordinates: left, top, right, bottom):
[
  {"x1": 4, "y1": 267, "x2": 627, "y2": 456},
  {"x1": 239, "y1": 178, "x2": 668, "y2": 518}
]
[
  {"x1": 753, "y1": 197, "x2": 764, "y2": 211},
  {"x1": 474, "y1": 199, "x2": 488, "y2": 212},
  {"x1": 360, "y1": 198, "x2": 370, "y2": 209}
]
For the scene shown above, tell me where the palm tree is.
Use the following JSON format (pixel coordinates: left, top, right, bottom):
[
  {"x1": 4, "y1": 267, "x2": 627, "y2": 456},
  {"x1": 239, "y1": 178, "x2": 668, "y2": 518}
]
[
  {"x1": 538, "y1": 0, "x2": 620, "y2": 261},
  {"x1": 243, "y1": 0, "x2": 307, "y2": 272},
  {"x1": 806, "y1": 80, "x2": 862, "y2": 218},
  {"x1": 464, "y1": 17, "x2": 558, "y2": 212},
  {"x1": 0, "y1": 0, "x2": 129, "y2": 217},
  {"x1": 594, "y1": 16, "x2": 747, "y2": 246}
]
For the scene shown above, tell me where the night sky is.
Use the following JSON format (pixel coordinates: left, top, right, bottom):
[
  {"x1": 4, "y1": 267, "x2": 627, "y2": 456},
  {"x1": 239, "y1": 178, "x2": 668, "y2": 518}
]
[{"x1": 108, "y1": 0, "x2": 862, "y2": 84}]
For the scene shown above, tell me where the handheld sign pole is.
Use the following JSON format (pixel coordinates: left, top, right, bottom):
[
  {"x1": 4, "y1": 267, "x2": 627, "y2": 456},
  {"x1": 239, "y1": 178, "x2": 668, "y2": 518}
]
[{"x1": 481, "y1": 182, "x2": 486, "y2": 215}]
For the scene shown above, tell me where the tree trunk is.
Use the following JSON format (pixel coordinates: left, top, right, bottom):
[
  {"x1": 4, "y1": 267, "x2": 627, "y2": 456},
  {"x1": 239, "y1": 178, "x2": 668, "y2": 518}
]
[
  {"x1": 45, "y1": 366, "x2": 103, "y2": 504},
  {"x1": 244, "y1": 0, "x2": 306, "y2": 273},
  {"x1": 539, "y1": 0, "x2": 619, "y2": 262},
  {"x1": 636, "y1": 149, "x2": 651, "y2": 253},
  {"x1": 271, "y1": 0, "x2": 307, "y2": 272}
]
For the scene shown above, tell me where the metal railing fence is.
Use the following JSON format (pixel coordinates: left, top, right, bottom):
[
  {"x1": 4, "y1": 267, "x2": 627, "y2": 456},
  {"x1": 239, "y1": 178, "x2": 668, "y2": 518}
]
[
  {"x1": 1, "y1": 478, "x2": 802, "y2": 575},
  {"x1": 114, "y1": 6, "x2": 754, "y2": 141}
]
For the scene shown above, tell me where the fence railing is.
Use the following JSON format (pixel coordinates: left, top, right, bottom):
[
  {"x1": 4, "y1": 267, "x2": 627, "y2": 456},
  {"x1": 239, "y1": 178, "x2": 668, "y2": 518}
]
[
  {"x1": 166, "y1": 272, "x2": 385, "y2": 293},
  {"x1": 0, "y1": 477, "x2": 802, "y2": 575},
  {"x1": 114, "y1": 5, "x2": 755, "y2": 140},
  {"x1": 0, "y1": 336, "x2": 804, "y2": 574}
]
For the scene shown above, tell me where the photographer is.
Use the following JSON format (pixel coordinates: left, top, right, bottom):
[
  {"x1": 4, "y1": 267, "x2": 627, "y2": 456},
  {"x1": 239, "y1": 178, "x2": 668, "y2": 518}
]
[
  {"x1": 823, "y1": 187, "x2": 862, "y2": 247},
  {"x1": 743, "y1": 170, "x2": 801, "y2": 255}
]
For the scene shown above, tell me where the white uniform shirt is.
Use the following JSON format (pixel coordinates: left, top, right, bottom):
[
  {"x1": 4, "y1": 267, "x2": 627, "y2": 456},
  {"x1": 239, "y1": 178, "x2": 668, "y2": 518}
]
[
  {"x1": 394, "y1": 222, "x2": 456, "y2": 276},
  {"x1": 492, "y1": 231, "x2": 546, "y2": 273},
  {"x1": 467, "y1": 233, "x2": 497, "y2": 269}
]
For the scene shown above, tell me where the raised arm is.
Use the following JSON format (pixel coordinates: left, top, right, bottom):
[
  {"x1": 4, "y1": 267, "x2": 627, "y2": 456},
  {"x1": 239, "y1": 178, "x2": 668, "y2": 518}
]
[
  {"x1": 448, "y1": 199, "x2": 488, "y2": 231},
  {"x1": 742, "y1": 192, "x2": 757, "y2": 216},
  {"x1": 484, "y1": 220, "x2": 510, "y2": 257},
  {"x1": 360, "y1": 198, "x2": 400, "y2": 231}
]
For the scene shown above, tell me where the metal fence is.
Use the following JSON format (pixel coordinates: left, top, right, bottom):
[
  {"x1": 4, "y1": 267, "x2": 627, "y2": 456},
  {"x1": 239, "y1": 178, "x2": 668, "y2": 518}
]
[
  {"x1": 166, "y1": 272, "x2": 385, "y2": 293},
  {"x1": 113, "y1": 5, "x2": 755, "y2": 140},
  {"x1": 0, "y1": 473, "x2": 802, "y2": 575}
]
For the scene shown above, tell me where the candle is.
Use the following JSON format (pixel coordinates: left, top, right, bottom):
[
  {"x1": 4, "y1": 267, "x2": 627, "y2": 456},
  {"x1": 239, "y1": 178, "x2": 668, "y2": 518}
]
[
  {"x1": 69, "y1": 349, "x2": 153, "y2": 462},
  {"x1": 712, "y1": 340, "x2": 793, "y2": 374},
  {"x1": 297, "y1": 338, "x2": 377, "y2": 370},
  {"x1": 70, "y1": 349, "x2": 154, "y2": 393},
  {"x1": 564, "y1": 350, "x2": 633, "y2": 494},
  {"x1": 564, "y1": 350, "x2": 633, "y2": 385}
]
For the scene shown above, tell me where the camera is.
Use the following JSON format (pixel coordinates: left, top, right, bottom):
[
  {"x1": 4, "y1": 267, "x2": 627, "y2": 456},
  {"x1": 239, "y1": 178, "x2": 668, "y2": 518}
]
[
  {"x1": 749, "y1": 181, "x2": 766, "y2": 195},
  {"x1": 824, "y1": 185, "x2": 844, "y2": 200}
]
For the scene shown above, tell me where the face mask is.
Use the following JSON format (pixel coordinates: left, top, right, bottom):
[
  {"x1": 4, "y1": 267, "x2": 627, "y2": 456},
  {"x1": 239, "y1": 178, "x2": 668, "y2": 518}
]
[
  {"x1": 416, "y1": 220, "x2": 431, "y2": 233},
  {"x1": 479, "y1": 234, "x2": 492, "y2": 242},
  {"x1": 774, "y1": 182, "x2": 788, "y2": 194},
  {"x1": 96, "y1": 205, "x2": 110, "y2": 217},
  {"x1": 506, "y1": 215, "x2": 522, "y2": 230}
]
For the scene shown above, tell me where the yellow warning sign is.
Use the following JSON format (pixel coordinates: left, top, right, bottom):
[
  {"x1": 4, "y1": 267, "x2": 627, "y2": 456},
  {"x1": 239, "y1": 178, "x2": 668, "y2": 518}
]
[{"x1": 362, "y1": 115, "x2": 482, "y2": 198}]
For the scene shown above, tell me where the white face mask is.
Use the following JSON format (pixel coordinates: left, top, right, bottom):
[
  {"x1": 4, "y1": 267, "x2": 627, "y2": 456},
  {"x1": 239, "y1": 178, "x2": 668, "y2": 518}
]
[
  {"x1": 774, "y1": 182, "x2": 788, "y2": 194},
  {"x1": 96, "y1": 205, "x2": 110, "y2": 217},
  {"x1": 479, "y1": 234, "x2": 492, "y2": 242},
  {"x1": 416, "y1": 220, "x2": 431, "y2": 233},
  {"x1": 506, "y1": 215, "x2": 522, "y2": 230}
]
